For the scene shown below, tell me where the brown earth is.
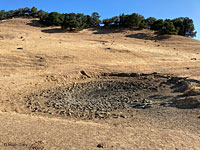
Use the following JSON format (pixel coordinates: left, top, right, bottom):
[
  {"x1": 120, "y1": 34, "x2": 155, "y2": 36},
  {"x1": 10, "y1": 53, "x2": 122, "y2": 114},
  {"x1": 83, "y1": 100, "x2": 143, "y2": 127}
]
[{"x1": 0, "y1": 18, "x2": 200, "y2": 150}]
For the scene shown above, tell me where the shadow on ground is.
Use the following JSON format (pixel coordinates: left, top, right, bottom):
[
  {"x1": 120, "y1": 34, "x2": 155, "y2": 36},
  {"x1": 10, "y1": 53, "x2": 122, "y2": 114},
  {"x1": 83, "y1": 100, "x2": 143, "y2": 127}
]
[
  {"x1": 91, "y1": 27, "x2": 126, "y2": 34},
  {"x1": 169, "y1": 96, "x2": 200, "y2": 109},
  {"x1": 126, "y1": 33, "x2": 170, "y2": 41},
  {"x1": 41, "y1": 28, "x2": 65, "y2": 34},
  {"x1": 26, "y1": 20, "x2": 47, "y2": 28}
]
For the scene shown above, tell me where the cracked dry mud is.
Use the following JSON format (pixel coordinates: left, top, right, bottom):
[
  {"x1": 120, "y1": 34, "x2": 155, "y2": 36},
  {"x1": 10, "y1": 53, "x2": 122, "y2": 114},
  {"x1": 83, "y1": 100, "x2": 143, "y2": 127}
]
[{"x1": 25, "y1": 73, "x2": 200, "y2": 119}]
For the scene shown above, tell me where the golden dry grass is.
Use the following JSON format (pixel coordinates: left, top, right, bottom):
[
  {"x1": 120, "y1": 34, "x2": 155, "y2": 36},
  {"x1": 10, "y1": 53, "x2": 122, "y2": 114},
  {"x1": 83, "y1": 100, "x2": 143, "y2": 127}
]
[{"x1": 0, "y1": 18, "x2": 200, "y2": 150}]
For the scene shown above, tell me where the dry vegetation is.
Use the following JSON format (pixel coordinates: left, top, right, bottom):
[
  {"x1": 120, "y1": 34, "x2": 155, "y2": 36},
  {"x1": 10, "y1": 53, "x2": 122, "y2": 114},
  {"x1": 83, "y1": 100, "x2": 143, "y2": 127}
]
[{"x1": 0, "y1": 18, "x2": 200, "y2": 150}]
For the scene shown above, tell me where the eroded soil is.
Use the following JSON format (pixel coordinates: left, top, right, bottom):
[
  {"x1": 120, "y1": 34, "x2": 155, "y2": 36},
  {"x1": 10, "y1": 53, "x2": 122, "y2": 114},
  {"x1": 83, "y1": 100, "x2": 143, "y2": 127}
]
[{"x1": 25, "y1": 73, "x2": 200, "y2": 120}]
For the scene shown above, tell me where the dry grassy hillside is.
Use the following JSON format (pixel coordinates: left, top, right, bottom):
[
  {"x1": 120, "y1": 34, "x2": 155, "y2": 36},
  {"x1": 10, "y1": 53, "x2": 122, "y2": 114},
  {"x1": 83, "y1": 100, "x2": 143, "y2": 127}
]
[{"x1": 0, "y1": 18, "x2": 200, "y2": 150}]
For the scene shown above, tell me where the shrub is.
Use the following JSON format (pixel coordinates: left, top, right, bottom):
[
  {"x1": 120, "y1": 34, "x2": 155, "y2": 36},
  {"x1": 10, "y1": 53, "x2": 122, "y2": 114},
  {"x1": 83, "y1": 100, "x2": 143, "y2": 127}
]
[
  {"x1": 151, "y1": 19, "x2": 164, "y2": 30},
  {"x1": 161, "y1": 21, "x2": 178, "y2": 35},
  {"x1": 119, "y1": 13, "x2": 144, "y2": 28},
  {"x1": 172, "y1": 17, "x2": 196, "y2": 37},
  {"x1": 30, "y1": 7, "x2": 37, "y2": 17}
]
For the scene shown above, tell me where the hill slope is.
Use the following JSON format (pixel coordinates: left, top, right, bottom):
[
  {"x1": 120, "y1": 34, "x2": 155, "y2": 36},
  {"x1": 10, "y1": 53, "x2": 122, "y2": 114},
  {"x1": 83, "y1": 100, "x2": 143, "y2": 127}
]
[{"x1": 0, "y1": 18, "x2": 200, "y2": 150}]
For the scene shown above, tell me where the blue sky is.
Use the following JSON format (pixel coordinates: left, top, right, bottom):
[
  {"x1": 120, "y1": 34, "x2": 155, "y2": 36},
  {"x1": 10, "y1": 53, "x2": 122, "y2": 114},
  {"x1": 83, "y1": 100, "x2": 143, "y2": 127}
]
[{"x1": 1, "y1": 0, "x2": 199, "y2": 40}]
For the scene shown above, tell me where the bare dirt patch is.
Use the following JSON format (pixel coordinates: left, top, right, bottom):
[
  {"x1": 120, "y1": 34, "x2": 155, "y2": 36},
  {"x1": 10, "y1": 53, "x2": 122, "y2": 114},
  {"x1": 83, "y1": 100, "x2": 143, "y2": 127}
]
[{"x1": 25, "y1": 73, "x2": 200, "y2": 119}]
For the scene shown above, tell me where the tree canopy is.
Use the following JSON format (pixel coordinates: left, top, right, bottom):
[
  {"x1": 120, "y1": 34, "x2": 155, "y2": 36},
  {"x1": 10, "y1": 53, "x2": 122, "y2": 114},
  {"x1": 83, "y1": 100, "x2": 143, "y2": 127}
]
[
  {"x1": 0, "y1": 7, "x2": 197, "y2": 37},
  {"x1": 102, "y1": 14, "x2": 197, "y2": 37}
]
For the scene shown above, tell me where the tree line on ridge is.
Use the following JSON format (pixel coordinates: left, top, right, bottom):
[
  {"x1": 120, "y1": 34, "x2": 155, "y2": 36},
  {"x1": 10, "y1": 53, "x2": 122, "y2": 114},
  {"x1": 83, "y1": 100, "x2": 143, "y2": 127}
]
[{"x1": 0, "y1": 7, "x2": 197, "y2": 37}]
